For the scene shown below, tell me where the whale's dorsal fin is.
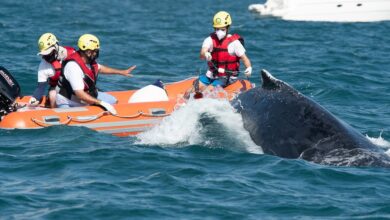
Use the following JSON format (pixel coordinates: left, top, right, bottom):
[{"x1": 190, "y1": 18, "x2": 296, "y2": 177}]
[{"x1": 261, "y1": 69, "x2": 281, "y2": 90}]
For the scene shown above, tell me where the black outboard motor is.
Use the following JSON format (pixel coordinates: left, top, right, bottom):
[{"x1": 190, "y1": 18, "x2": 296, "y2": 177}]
[{"x1": 0, "y1": 66, "x2": 21, "y2": 119}]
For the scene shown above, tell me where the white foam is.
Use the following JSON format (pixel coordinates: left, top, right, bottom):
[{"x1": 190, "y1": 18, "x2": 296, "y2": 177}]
[
  {"x1": 366, "y1": 133, "x2": 390, "y2": 156},
  {"x1": 136, "y1": 97, "x2": 263, "y2": 154}
]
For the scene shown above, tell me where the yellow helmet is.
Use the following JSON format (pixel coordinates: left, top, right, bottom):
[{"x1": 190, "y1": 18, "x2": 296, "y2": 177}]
[
  {"x1": 78, "y1": 34, "x2": 100, "y2": 51},
  {"x1": 213, "y1": 11, "x2": 232, "y2": 28},
  {"x1": 37, "y1": 33, "x2": 58, "y2": 55}
]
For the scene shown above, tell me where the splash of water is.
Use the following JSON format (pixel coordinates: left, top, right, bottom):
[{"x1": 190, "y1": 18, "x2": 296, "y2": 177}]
[
  {"x1": 366, "y1": 132, "x2": 390, "y2": 156},
  {"x1": 136, "y1": 97, "x2": 263, "y2": 154}
]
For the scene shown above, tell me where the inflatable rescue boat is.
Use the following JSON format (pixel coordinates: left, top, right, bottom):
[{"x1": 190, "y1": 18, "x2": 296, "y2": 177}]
[{"x1": 0, "y1": 67, "x2": 252, "y2": 136}]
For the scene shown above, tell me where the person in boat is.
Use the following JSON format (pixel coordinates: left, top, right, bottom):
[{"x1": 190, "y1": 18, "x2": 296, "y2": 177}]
[
  {"x1": 55, "y1": 34, "x2": 136, "y2": 115},
  {"x1": 196, "y1": 11, "x2": 252, "y2": 93},
  {"x1": 29, "y1": 33, "x2": 76, "y2": 108}
]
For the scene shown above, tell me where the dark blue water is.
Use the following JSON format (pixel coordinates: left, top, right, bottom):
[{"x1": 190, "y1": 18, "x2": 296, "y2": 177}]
[{"x1": 1, "y1": 0, "x2": 390, "y2": 218}]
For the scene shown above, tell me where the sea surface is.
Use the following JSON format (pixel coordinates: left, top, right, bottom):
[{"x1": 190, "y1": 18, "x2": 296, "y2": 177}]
[{"x1": 1, "y1": 0, "x2": 390, "y2": 219}]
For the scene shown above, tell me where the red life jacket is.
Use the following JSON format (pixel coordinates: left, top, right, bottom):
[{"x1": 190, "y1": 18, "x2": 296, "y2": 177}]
[
  {"x1": 58, "y1": 51, "x2": 100, "y2": 99},
  {"x1": 48, "y1": 46, "x2": 76, "y2": 87},
  {"x1": 208, "y1": 33, "x2": 242, "y2": 77}
]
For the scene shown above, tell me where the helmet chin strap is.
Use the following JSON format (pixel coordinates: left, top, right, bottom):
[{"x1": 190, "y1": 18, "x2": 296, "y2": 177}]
[
  {"x1": 54, "y1": 43, "x2": 60, "y2": 60},
  {"x1": 94, "y1": 50, "x2": 99, "y2": 60}
]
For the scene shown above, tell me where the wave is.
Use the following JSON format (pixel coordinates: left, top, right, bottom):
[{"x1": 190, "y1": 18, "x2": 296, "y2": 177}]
[{"x1": 136, "y1": 97, "x2": 262, "y2": 154}]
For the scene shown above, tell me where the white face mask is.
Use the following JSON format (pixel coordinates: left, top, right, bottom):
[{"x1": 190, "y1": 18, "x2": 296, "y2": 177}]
[{"x1": 215, "y1": 29, "x2": 227, "y2": 40}]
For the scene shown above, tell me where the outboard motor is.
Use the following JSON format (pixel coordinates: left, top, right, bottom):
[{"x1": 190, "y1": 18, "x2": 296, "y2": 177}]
[{"x1": 0, "y1": 66, "x2": 21, "y2": 119}]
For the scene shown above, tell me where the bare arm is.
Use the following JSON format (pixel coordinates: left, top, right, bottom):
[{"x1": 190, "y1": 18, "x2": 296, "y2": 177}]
[
  {"x1": 200, "y1": 47, "x2": 209, "y2": 60},
  {"x1": 99, "y1": 64, "x2": 136, "y2": 77},
  {"x1": 241, "y1": 54, "x2": 252, "y2": 69},
  {"x1": 74, "y1": 90, "x2": 100, "y2": 105},
  {"x1": 74, "y1": 89, "x2": 117, "y2": 115}
]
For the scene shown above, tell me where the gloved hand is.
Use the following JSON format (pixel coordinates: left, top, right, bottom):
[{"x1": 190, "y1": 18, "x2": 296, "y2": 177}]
[
  {"x1": 204, "y1": 52, "x2": 212, "y2": 61},
  {"x1": 98, "y1": 100, "x2": 117, "y2": 115},
  {"x1": 244, "y1": 67, "x2": 252, "y2": 77},
  {"x1": 28, "y1": 97, "x2": 39, "y2": 106}
]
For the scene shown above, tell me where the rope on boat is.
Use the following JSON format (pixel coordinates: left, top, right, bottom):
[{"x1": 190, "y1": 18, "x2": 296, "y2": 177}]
[
  {"x1": 114, "y1": 111, "x2": 171, "y2": 118},
  {"x1": 31, "y1": 116, "x2": 72, "y2": 127},
  {"x1": 69, "y1": 111, "x2": 107, "y2": 123},
  {"x1": 30, "y1": 110, "x2": 170, "y2": 127},
  {"x1": 113, "y1": 111, "x2": 142, "y2": 119}
]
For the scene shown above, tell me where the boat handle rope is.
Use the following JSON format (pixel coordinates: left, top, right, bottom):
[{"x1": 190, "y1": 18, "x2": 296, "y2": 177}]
[
  {"x1": 70, "y1": 111, "x2": 107, "y2": 123},
  {"x1": 31, "y1": 116, "x2": 72, "y2": 127},
  {"x1": 114, "y1": 111, "x2": 171, "y2": 118},
  {"x1": 139, "y1": 111, "x2": 171, "y2": 117},
  {"x1": 69, "y1": 110, "x2": 171, "y2": 120},
  {"x1": 31, "y1": 112, "x2": 106, "y2": 127},
  {"x1": 30, "y1": 110, "x2": 170, "y2": 127}
]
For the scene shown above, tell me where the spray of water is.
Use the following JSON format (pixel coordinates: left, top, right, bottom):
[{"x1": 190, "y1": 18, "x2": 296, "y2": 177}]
[
  {"x1": 366, "y1": 132, "x2": 390, "y2": 156},
  {"x1": 136, "y1": 97, "x2": 263, "y2": 154}
]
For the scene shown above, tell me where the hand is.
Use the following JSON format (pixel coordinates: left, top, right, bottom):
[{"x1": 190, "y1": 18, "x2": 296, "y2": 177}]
[
  {"x1": 204, "y1": 52, "x2": 212, "y2": 61},
  {"x1": 244, "y1": 67, "x2": 252, "y2": 77},
  {"x1": 99, "y1": 100, "x2": 117, "y2": 115},
  {"x1": 120, "y1": 65, "x2": 136, "y2": 77},
  {"x1": 28, "y1": 97, "x2": 39, "y2": 106}
]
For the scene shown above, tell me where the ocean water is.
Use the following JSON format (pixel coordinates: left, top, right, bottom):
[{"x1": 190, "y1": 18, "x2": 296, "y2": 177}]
[{"x1": 1, "y1": 0, "x2": 390, "y2": 219}]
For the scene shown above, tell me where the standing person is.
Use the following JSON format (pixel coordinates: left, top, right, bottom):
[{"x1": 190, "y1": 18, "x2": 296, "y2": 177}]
[
  {"x1": 30, "y1": 33, "x2": 76, "y2": 108},
  {"x1": 198, "y1": 11, "x2": 252, "y2": 91},
  {"x1": 56, "y1": 34, "x2": 136, "y2": 115}
]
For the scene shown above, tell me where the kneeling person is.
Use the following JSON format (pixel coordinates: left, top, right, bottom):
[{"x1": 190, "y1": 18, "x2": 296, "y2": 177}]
[{"x1": 198, "y1": 11, "x2": 252, "y2": 90}]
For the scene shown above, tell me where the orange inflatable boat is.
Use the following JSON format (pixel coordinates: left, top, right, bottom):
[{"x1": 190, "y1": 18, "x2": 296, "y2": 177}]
[{"x1": 0, "y1": 67, "x2": 253, "y2": 136}]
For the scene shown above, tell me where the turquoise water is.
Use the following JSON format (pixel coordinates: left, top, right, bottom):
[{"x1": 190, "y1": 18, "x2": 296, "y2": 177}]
[{"x1": 1, "y1": 0, "x2": 390, "y2": 219}]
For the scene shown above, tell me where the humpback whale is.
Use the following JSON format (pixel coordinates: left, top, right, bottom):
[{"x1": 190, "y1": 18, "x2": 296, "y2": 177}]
[{"x1": 233, "y1": 70, "x2": 390, "y2": 167}]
